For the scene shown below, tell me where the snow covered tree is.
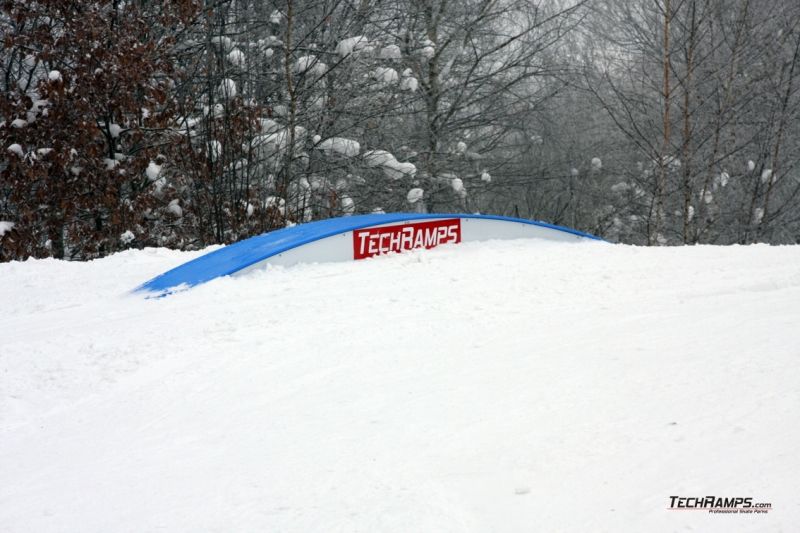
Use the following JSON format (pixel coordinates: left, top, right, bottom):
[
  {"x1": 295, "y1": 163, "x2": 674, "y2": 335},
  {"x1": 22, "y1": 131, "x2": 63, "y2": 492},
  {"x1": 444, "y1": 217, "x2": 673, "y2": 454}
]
[
  {"x1": 5, "y1": 0, "x2": 798, "y2": 261},
  {"x1": 0, "y1": 0, "x2": 201, "y2": 259},
  {"x1": 583, "y1": 0, "x2": 800, "y2": 244}
]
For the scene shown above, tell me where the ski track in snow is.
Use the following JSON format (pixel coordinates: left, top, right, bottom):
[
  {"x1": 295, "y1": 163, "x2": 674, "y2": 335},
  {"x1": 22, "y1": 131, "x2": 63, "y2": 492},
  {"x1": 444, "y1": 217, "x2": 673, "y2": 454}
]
[{"x1": 1, "y1": 241, "x2": 799, "y2": 532}]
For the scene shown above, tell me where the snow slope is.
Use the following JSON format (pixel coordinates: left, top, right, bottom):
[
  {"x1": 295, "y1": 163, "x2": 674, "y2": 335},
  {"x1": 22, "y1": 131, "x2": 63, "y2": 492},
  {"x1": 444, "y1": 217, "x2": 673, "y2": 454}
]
[{"x1": 1, "y1": 241, "x2": 799, "y2": 532}]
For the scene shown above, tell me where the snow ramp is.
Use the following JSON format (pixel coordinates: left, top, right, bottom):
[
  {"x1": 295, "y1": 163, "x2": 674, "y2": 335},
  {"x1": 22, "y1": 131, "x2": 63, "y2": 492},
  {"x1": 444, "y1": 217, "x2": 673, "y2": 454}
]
[{"x1": 136, "y1": 213, "x2": 601, "y2": 294}]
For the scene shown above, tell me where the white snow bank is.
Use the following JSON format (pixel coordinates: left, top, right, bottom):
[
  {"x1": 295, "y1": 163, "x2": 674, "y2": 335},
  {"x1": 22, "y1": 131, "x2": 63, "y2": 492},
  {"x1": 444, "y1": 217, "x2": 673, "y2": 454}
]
[{"x1": 1, "y1": 243, "x2": 799, "y2": 532}]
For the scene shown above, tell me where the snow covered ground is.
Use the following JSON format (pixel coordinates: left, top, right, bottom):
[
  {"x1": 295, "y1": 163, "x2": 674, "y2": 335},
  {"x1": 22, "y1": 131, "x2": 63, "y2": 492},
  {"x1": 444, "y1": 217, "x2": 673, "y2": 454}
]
[{"x1": 1, "y1": 240, "x2": 799, "y2": 532}]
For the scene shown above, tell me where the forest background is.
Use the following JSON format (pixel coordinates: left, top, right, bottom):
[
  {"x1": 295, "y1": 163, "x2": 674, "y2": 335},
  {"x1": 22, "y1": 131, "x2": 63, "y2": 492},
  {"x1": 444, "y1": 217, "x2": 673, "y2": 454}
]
[{"x1": 2, "y1": 0, "x2": 799, "y2": 260}]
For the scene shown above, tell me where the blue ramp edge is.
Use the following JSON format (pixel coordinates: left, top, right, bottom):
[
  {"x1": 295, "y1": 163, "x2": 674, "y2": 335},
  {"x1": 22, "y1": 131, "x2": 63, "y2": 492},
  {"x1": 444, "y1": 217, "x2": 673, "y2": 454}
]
[{"x1": 135, "y1": 213, "x2": 601, "y2": 294}]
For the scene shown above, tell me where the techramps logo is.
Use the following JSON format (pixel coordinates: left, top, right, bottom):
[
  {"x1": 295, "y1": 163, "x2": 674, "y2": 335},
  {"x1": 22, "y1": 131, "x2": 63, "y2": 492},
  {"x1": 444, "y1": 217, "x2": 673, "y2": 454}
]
[
  {"x1": 353, "y1": 218, "x2": 461, "y2": 259},
  {"x1": 668, "y1": 495, "x2": 772, "y2": 514}
]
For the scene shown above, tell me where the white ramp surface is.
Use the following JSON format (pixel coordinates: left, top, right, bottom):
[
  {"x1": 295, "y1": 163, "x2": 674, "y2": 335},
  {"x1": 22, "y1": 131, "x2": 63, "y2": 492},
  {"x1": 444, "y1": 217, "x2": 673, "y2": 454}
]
[{"x1": 1, "y1": 241, "x2": 799, "y2": 532}]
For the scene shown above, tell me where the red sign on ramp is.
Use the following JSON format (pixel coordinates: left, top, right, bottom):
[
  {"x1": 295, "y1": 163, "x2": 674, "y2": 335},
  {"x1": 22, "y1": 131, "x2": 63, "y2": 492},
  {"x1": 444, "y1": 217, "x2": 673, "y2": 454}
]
[{"x1": 353, "y1": 219, "x2": 461, "y2": 260}]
